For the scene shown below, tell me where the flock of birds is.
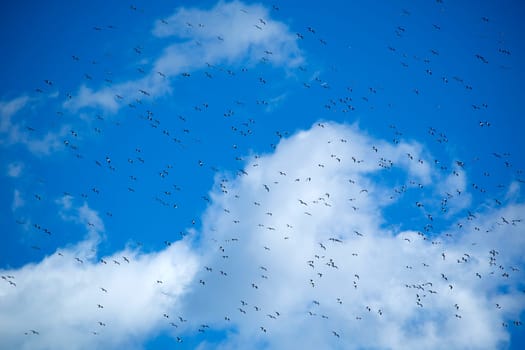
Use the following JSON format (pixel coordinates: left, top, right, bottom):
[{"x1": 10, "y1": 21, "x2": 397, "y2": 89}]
[{"x1": 2, "y1": 1, "x2": 524, "y2": 347}]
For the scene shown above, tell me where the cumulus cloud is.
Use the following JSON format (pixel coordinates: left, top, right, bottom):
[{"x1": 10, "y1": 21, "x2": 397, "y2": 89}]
[
  {"x1": 153, "y1": 0, "x2": 302, "y2": 70},
  {"x1": 178, "y1": 122, "x2": 525, "y2": 349},
  {"x1": 0, "y1": 201, "x2": 199, "y2": 350},
  {"x1": 65, "y1": 1, "x2": 302, "y2": 113},
  {"x1": 1, "y1": 122, "x2": 523, "y2": 350}
]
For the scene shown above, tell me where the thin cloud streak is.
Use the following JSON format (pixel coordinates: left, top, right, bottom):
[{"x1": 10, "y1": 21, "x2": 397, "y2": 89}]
[
  {"x1": 0, "y1": 96, "x2": 69, "y2": 156},
  {"x1": 65, "y1": 1, "x2": 303, "y2": 113}
]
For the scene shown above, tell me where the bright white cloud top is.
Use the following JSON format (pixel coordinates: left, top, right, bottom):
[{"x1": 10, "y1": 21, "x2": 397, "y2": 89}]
[
  {"x1": 1, "y1": 122, "x2": 524, "y2": 349},
  {"x1": 0, "y1": 202, "x2": 198, "y2": 350},
  {"x1": 178, "y1": 122, "x2": 525, "y2": 349},
  {"x1": 1, "y1": 1, "x2": 524, "y2": 349}
]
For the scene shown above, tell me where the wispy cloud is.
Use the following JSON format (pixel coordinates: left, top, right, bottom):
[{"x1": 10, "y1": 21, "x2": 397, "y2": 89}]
[
  {"x1": 57, "y1": 198, "x2": 106, "y2": 247},
  {"x1": 0, "y1": 96, "x2": 29, "y2": 133},
  {"x1": 6, "y1": 162, "x2": 24, "y2": 178},
  {"x1": 153, "y1": 0, "x2": 302, "y2": 69},
  {"x1": 65, "y1": 1, "x2": 303, "y2": 113},
  {"x1": 0, "y1": 96, "x2": 68, "y2": 156},
  {"x1": 11, "y1": 189, "x2": 25, "y2": 211}
]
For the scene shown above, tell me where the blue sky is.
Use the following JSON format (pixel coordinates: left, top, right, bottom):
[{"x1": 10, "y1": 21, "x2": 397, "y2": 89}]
[{"x1": 1, "y1": 1, "x2": 524, "y2": 349}]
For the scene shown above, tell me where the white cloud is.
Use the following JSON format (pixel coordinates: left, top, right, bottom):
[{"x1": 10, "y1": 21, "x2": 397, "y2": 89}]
[
  {"x1": 178, "y1": 122, "x2": 525, "y2": 349},
  {"x1": 1, "y1": 123, "x2": 523, "y2": 350},
  {"x1": 153, "y1": 0, "x2": 302, "y2": 70},
  {"x1": 7, "y1": 162, "x2": 24, "y2": 178},
  {"x1": 0, "y1": 96, "x2": 68, "y2": 156},
  {"x1": 505, "y1": 181, "x2": 522, "y2": 202},
  {"x1": 11, "y1": 189, "x2": 25, "y2": 211},
  {"x1": 0, "y1": 96, "x2": 29, "y2": 133},
  {"x1": 23, "y1": 125, "x2": 69, "y2": 156},
  {"x1": 0, "y1": 201, "x2": 199, "y2": 350},
  {"x1": 63, "y1": 75, "x2": 170, "y2": 113},
  {"x1": 65, "y1": 1, "x2": 302, "y2": 113}
]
